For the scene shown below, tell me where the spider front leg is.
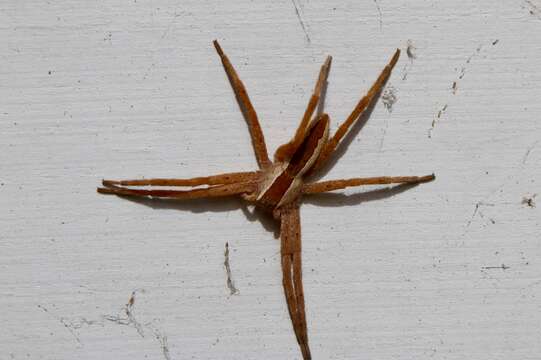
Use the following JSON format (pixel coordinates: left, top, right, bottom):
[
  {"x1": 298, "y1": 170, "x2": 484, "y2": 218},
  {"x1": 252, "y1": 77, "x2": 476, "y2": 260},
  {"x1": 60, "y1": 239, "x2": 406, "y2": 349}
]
[
  {"x1": 213, "y1": 40, "x2": 271, "y2": 169},
  {"x1": 311, "y1": 49, "x2": 400, "y2": 173},
  {"x1": 302, "y1": 174, "x2": 435, "y2": 194},
  {"x1": 274, "y1": 55, "x2": 332, "y2": 162}
]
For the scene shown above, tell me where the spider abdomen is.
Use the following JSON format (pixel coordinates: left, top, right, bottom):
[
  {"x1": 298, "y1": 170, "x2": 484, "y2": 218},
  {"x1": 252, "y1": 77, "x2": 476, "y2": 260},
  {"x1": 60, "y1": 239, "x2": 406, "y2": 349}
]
[{"x1": 255, "y1": 115, "x2": 329, "y2": 212}]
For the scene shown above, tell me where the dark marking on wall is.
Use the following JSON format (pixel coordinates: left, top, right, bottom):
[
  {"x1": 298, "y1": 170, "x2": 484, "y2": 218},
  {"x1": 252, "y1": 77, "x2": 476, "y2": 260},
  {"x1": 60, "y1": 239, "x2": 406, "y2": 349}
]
[
  {"x1": 482, "y1": 264, "x2": 509, "y2": 270},
  {"x1": 429, "y1": 41, "x2": 498, "y2": 138},
  {"x1": 524, "y1": 0, "x2": 541, "y2": 19},
  {"x1": 104, "y1": 290, "x2": 145, "y2": 337},
  {"x1": 291, "y1": 0, "x2": 311, "y2": 43},
  {"x1": 381, "y1": 85, "x2": 397, "y2": 113},
  {"x1": 522, "y1": 194, "x2": 537, "y2": 208},
  {"x1": 402, "y1": 40, "x2": 416, "y2": 80},
  {"x1": 428, "y1": 104, "x2": 447, "y2": 137},
  {"x1": 406, "y1": 40, "x2": 416, "y2": 60},
  {"x1": 522, "y1": 140, "x2": 538, "y2": 164},
  {"x1": 373, "y1": 0, "x2": 383, "y2": 31},
  {"x1": 224, "y1": 242, "x2": 239, "y2": 295}
]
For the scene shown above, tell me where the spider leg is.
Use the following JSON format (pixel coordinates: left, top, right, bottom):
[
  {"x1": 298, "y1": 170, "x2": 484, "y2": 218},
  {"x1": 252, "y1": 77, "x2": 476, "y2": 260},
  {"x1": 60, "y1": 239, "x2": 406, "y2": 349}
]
[
  {"x1": 97, "y1": 181, "x2": 256, "y2": 200},
  {"x1": 101, "y1": 171, "x2": 259, "y2": 187},
  {"x1": 311, "y1": 49, "x2": 400, "y2": 173},
  {"x1": 302, "y1": 174, "x2": 435, "y2": 194},
  {"x1": 274, "y1": 55, "x2": 332, "y2": 162},
  {"x1": 280, "y1": 203, "x2": 311, "y2": 360},
  {"x1": 213, "y1": 40, "x2": 271, "y2": 169}
]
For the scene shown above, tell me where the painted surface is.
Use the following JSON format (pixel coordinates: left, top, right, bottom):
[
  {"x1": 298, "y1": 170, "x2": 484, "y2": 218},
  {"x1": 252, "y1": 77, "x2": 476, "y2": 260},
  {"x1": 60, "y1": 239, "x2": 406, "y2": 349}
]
[{"x1": 1, "y1": 1, "x2": 540, "y2": 359}]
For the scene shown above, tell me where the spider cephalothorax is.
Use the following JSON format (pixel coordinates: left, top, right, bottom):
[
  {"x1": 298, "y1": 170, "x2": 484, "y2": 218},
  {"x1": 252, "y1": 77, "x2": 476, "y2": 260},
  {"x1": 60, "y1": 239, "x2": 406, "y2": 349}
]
[{"x1": 98, "y1": 40, "x2": 434, "y2": 360}]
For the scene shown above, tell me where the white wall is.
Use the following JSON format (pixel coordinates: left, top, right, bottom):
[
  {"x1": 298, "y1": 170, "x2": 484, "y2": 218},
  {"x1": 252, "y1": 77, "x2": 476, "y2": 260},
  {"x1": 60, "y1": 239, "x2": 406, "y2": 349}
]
[{"x1": 1, "y1": 1, "x2": 540, "y2": 359}]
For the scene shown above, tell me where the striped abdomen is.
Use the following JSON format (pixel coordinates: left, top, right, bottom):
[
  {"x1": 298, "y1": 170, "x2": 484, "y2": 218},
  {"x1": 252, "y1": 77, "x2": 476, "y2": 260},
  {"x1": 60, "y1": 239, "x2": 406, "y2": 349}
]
[{"x1": 257, "y1": 115, "x2": 329, "y2": 211}]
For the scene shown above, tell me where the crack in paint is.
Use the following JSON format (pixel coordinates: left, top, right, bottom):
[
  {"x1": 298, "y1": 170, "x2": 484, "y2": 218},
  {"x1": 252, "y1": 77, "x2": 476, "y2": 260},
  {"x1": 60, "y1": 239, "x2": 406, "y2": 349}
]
[
  {"x1": 224, "y1": 242, "x2": 240, "y2": 295},
  {"x1": 373, "y1": 0, "x2": 383, "y2": 31},
  {"x1": 291, "y1": 0, "x2": 311, "y2": 43}
]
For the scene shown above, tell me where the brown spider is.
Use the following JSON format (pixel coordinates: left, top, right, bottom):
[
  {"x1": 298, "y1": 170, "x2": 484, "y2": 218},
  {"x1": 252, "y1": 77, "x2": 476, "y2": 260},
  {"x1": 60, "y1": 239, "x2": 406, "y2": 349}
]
[{"x1": 98, "y1": 40, "x2": 435, "y2": 360}]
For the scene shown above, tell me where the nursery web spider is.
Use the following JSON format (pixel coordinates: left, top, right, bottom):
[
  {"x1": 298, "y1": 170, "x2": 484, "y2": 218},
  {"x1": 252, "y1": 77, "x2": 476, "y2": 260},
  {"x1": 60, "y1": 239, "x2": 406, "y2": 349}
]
[{"x1": 98, "y1": 40, "x2": 435, "y2": 359}]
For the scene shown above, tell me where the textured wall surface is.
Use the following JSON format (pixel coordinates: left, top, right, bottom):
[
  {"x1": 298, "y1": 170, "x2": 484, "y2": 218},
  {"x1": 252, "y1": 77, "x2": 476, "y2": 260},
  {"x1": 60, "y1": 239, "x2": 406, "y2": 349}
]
[{"x1": 1, "y1": 1, "x2": 540, "y2": 359}]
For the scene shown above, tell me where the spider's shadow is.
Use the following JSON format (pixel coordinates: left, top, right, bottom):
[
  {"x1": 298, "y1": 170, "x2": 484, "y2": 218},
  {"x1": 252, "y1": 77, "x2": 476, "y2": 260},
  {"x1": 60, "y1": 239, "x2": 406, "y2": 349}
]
[
  {"x1": 107, "y1": 182, "x2": 419, "y2": 240},
  {"x1": 116, "y1": 195, "x2": 281, "y2": 239}
]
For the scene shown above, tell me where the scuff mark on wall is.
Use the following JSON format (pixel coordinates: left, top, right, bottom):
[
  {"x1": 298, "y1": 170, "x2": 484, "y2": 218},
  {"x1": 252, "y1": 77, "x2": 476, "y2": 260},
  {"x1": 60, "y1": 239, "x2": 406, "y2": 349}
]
[
  {"x1": 40, "y1": 290, "x2": 173, "y2": 359},
  {"x1": 428, "y1": 40, "x2": 498, "y2": 138},
  {"x1": 381, "y1": 85, "x2": 397, "y2": 113},
  {"x1": 522, "y1": 140, "x2": 538, "y2": 164},
  {"x1": 401, "y1": 40, "x2": 416, "y2": 80},
  {"x1": 37, "y1": 305, "x2": 82, "y2": 345},
  {"x1": 428, "y1": 104, "x2": 447, "y2": 138},
  {"x1": 104, "y1": 289, "x2": 145, "y2": 337},
  {"x1": 406, "y1": 40, "x2": 416, "y2": 60},
  {"x1": 378, "y1": 85, "x2": 397, "y2": 150},
  {"x1": 524, "y1": 0, "x2": 541, "y2": 19},
  {"x1": 465, "y1": 201, "x2": 496, "y2": 229},
  {"x1": 453, "y1": 40, "x2": 498, "y2": 94},
  {"x1": 224, "y1": 242, "x2": 240, "y2": 295},
  {"x1": 291, "y1": 0, "x2": 311, "y2": 43},
  {"x1": 373, "y1": 0, "x2": 383, "y2": 31},
  {"x1": 154, "y1": 330, "x2": 172, "y2": 360},
  {"x1": 454, "y1": 44, "x2": 483, "y2": 94},
  {"x1": 105, "y1": 290, "x2": 173, "y2": 359},
  {"x1": 482, "y1": 264, "x2": 509, "y2": 270},
  {"x1": 522, "y1": 194, "x2": 537, "y2": 208}
]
